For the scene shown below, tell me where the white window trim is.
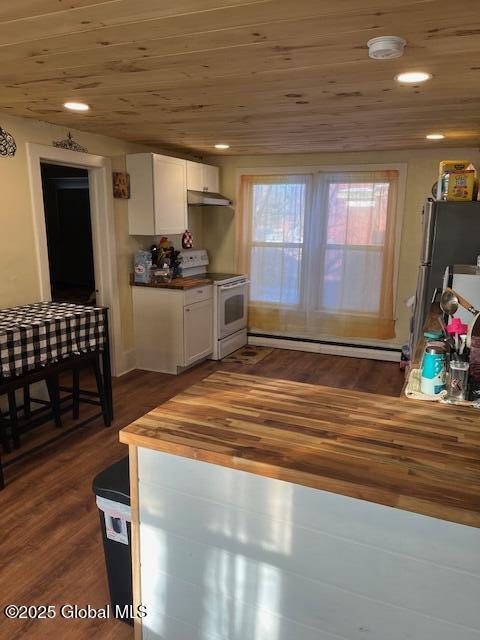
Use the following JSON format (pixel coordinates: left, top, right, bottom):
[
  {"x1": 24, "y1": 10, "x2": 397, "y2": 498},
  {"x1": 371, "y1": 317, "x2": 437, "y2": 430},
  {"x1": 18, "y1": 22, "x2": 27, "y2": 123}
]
[{"x1": 236, "y1": 163, "x2": 407, "y2": 320}]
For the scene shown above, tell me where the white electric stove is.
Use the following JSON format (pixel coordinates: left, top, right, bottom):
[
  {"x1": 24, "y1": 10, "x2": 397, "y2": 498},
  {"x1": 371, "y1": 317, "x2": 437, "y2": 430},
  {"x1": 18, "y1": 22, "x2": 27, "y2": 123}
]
[{"x1": 179, "y1": 250, "x2": 249, "y2": 359}]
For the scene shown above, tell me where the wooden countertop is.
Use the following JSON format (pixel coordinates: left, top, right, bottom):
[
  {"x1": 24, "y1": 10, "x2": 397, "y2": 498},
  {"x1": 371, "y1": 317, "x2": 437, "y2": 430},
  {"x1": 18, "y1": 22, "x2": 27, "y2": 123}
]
[
  {"x1": 120, "y1": 371, "x2": 480, "y2": 528},
  {"x1": 130, "y1": 274, "x2": 213, "y2": 290}
]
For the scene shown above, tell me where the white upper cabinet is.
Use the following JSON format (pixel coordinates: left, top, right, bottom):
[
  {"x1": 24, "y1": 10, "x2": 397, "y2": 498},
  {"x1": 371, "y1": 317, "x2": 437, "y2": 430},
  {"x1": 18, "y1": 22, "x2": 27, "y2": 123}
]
[
  {"x1": 127, "y1": 153, "x2": 188, "y2": 235},
  {"x1": 186, "y1": 161, "x2": 220, "y2": 193},
  {"x1": 185, "y1": 161, "x2": 204, "y2": 192},
  {"x1": 203, "y1": 163, "x2": 220, "y2": 193}
]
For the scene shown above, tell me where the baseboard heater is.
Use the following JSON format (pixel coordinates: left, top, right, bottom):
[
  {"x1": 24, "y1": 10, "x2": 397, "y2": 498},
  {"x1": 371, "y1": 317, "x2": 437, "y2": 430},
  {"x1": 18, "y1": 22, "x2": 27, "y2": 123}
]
[{"x1": 248, "y1": 332, "x2": 401, "y2": 362}]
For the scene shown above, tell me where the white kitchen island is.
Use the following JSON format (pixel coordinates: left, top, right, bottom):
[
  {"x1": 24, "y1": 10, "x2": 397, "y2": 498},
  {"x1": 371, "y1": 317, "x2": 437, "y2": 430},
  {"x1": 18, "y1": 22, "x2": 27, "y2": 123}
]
[{"x1": 120, "y1": 372, "x2": 480, "y2": 640}]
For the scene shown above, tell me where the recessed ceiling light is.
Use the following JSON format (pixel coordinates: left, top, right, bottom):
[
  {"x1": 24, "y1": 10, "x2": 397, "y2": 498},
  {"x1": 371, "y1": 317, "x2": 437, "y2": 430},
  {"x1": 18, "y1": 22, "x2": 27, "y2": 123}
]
[
  {"x1": 426, "y1": 133, "x2": 445, "y2": 140},
  {"x1": 214, "y1": 143, "x2": 229, "y2": 150},
  {"x1": 63, "y1": 102, "x2": 90, "y2": 112},
  {"x1": 395, "y1": 71, "x2": 432, "y2": 84}
]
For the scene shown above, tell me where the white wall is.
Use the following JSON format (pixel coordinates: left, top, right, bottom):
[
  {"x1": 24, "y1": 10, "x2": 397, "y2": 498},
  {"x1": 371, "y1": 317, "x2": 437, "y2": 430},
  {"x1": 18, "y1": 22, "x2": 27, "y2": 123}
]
[
  {"x1": 0, "y1": 113, "x2": 203, "y2": 371},
  {"x1": 0, "y1": 114, "x2": 158, "y2": 364}
]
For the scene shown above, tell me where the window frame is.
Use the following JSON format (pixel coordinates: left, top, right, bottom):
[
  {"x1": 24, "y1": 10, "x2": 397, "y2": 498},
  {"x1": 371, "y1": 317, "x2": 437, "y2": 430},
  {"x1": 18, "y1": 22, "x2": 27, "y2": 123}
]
[{"x1": 236, "y1": 163, "x2": 406, "y2": 317}]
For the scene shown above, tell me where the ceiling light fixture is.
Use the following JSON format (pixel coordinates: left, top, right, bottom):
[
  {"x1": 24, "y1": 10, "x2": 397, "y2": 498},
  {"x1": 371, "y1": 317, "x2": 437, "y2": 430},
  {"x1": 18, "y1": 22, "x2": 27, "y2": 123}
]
[
  {"x1": 367, "y1": 36, "x2": 406, "y2": 60},
  {"x1": 426, "y1": 133, "x2": 445, "y2": 140},
  {"x1": 214, "y1": 143, "x2": 229, "y2": 150},
  {"x1": 395, "y1": 71, "x2": 432, "y2": 84},
  {"x1": 63, "y1": 101, "x2": 90, "y2": 112}
]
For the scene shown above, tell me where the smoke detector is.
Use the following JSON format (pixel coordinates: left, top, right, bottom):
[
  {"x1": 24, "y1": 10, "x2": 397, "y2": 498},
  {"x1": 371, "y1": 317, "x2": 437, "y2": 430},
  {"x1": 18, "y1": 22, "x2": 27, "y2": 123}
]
[{"x1": 367, "y1": 36, "x2": 406, "y2": 60}]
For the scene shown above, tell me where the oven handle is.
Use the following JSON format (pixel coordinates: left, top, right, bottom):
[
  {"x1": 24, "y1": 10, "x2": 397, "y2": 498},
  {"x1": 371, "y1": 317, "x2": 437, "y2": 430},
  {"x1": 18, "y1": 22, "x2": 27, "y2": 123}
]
[{"x1": 218, "y1": 280, "x2": 250, "y2": 291}]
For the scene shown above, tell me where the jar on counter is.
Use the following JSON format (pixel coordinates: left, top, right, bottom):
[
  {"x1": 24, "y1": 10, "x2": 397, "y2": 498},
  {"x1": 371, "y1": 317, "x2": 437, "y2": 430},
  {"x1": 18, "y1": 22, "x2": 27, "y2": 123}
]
[
  {"x1": 420, "y1": 341, "x2": 448, "y2": 396},
  {"x1": 150, "y1": 265, "x2": 173, "y2": 284}
]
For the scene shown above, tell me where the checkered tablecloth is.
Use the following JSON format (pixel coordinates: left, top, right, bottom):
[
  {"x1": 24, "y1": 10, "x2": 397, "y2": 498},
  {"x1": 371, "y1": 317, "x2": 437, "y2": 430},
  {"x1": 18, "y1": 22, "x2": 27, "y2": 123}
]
[{"x1": 0, "y1": 302, "x2": 106, "y2": 379}]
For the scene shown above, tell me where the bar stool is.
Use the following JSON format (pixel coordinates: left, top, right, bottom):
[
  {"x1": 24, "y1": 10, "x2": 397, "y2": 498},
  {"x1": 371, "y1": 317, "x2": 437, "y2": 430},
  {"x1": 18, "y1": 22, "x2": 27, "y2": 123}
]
[
  {"x1": 62, "y1": 352, "x2": 110, "y2": 427},
  {"x1": 0, "y1": 374, "x2": 63, "y2": 453}
]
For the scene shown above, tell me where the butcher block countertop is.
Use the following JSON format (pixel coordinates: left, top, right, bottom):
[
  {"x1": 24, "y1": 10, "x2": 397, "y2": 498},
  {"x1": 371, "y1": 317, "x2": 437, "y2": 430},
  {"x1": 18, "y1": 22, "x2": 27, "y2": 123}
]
[
  {"x1": 120, "y1": 371, "x2": 480, "y2": 528},
  {"x1": 130, "y1": 274, "x2": 213, "y2": 290}
]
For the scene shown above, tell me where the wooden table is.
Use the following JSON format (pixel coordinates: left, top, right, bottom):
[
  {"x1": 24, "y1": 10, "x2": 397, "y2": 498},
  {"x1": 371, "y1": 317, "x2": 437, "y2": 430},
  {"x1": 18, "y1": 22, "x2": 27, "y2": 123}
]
[
  {"x1": 0, "y1": 304, "x2": 113, "y2": 487},
  {"x1": 120, "y1": 372, "x2": 480, "y2": 640}
]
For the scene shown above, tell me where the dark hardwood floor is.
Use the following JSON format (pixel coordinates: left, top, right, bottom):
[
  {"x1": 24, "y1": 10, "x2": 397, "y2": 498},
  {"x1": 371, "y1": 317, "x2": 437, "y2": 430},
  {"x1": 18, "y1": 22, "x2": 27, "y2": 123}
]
[{"x1": 0, "y1": 349, "x2": 404, "y2": 639}]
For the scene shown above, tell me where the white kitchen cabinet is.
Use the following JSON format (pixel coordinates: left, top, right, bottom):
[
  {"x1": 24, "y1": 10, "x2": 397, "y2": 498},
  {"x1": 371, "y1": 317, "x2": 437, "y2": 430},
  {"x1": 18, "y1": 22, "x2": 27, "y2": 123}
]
[
  {"x1": 185, "y1": 161, "x2": 204, "y2": 192},
  {"x1": 132, "y1": 285, "x2": 213, "y2": 374},
  {"x1": 127, "y1": 153, "x2": 187, "y2": 235},
  {"x1": 203, "y1": 163, "x2": 220, "y2": 192},
  {"x1": 186, "y1": 160, "x2": 219, "y2": 193},
  {"x1": 184, "y1": 299, "x2": 213, "y2": 366}
]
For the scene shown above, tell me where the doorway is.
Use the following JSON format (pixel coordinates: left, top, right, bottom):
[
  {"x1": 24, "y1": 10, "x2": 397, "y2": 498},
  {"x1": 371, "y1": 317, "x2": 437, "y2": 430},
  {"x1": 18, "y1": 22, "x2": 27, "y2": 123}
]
[
  {"x1": 27, "y1": 143, "x2": 124, "y2": 375},
  {"x1": 40, "y1": 163, "x2": 96, "y2": 305}
]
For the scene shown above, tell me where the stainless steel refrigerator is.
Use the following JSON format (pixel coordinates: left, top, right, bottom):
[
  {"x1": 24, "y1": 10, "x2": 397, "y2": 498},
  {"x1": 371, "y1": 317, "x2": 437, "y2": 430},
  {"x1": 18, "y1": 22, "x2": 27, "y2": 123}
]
[{"x1": 410, "y1": 199, "x2": 480, "y2": 353}]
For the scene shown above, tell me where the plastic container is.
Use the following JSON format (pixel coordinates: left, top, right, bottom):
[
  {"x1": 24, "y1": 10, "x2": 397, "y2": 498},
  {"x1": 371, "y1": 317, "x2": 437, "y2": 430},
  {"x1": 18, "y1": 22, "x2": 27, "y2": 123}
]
[
  {"x1": 421, "y1": 342, "x2": 448, "y2": 395},
  {"x1": 134, "y1": 251, "x2": 152, "y2": 284},
  {"x1": 92, "y1": 457, "x2": 133, "y2": 626}
]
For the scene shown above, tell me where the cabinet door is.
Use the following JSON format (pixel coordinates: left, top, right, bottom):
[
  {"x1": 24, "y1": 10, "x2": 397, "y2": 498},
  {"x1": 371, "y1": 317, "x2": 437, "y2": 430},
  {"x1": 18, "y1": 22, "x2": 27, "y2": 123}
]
[
  {"x1": 183, "y1": 299, "x2": 213, "y2": 365},
  {"x1": 186, "y1": 161, "x2": 204, "y2": 192},
  {"x1": 152, "y1": 155, "x2": 187, "y2": 235},
  {"x1": 127, "y1": 153, "x2": 155, "y2": 235},
  {"x1": 203, "y1": 164, "x2": 219, "y2": 193}
]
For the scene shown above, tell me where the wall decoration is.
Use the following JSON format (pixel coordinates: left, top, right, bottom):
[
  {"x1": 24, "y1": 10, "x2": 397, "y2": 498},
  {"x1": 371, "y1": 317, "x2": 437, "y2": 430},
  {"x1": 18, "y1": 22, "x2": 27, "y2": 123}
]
[
  {"x1": 52, "y1": 131, "x2": 88, "y2": 153},
  {"x1": 112, "y1": 172, "x2": 130, "y2": 199},
  {"x1": 0, "y1": 126, "x2": 17, "y2": 157}
]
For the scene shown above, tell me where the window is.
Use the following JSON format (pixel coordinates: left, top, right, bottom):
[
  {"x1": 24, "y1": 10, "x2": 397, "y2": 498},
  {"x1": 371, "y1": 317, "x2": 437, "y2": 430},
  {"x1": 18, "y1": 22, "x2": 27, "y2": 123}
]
[
  {"x1": 318, "y1": 177, "x2": 391, "y2": 314},
  {"x1": 249, "y1": 177, "x2": 309, "y2": 306},
  {"x1": 237, "y1": 169, "x2": 400, "y2": 340}
]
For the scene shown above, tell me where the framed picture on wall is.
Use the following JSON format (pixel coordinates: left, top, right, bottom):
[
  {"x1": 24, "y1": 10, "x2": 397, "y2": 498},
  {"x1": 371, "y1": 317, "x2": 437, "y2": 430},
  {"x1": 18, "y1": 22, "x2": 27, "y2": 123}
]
[{"x1": 113, "y1": 172, "x2": 130, "y2": 199}]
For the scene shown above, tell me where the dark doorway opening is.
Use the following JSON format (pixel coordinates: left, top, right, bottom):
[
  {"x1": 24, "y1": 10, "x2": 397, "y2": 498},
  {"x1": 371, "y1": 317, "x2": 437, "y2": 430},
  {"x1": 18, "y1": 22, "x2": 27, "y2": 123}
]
[{"x1": 41, "y1": 163, "x2": 96, "y2": 305}]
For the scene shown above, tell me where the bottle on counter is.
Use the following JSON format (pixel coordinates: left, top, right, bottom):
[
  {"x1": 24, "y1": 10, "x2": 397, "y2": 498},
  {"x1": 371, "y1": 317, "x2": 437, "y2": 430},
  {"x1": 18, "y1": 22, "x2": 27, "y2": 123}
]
[
  {"x1": 420, "y1": 341, "x2": 448, "y2": 396},
  {"x1": 150, "y1": 244, "x2": 159, "y2": 266}
]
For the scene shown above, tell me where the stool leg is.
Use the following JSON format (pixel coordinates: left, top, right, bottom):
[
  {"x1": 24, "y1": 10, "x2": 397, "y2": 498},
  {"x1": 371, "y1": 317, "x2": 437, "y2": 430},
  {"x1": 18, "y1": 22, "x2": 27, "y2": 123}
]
[
  {"x1": 0, "y1": 416, "x2": 12, "y2": 454},
  {"x1": 8, "y1": 390, "x2": 20, "y2": 449},
  {"x1": 72, "y1": 368, "x2": 80, "y2": 420},
  {"x1": 92, "y1": 356, "x2": 110, "y2": 427},
  {"x1": 46, "y1": 375, "x2": 63, "y2": 429},
  {"x1": 23, "y1": 384, "x2": 31, "y2": 419}
]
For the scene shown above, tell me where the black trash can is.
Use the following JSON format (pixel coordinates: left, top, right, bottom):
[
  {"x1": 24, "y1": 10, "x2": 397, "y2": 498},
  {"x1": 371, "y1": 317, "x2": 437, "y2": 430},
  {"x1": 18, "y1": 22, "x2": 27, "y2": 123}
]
[{"x1": 92, "y1": 457, "x2": 133, "y2": 626}]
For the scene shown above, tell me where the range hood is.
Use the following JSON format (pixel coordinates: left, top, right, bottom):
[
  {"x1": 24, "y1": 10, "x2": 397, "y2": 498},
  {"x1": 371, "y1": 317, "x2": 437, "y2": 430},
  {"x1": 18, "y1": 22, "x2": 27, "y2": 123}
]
[{"x1": 187, "y1": 190, "x2": 232, "y2": 207}]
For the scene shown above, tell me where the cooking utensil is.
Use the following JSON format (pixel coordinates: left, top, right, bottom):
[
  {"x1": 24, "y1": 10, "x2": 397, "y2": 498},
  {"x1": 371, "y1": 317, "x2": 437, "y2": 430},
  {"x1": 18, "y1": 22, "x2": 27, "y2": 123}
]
[
  {"x1": 440, "y1": 288, "x2": 480, "y2": 348},
  {"x1": 440, "y1": 288, "x2": 479, "y2": 316},
  {"x1": 437, "y1": 314, "x2": 448, "y2": 337},
  {"x1": 437, "y1": 314, "x2": 456, "y2": 351}
]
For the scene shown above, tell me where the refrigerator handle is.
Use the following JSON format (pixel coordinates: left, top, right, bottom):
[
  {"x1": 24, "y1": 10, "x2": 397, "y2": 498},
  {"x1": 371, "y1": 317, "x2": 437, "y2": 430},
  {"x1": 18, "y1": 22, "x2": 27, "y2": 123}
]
[{"x1": 420, "y1": 199, "x2": 435, "y2": 264}]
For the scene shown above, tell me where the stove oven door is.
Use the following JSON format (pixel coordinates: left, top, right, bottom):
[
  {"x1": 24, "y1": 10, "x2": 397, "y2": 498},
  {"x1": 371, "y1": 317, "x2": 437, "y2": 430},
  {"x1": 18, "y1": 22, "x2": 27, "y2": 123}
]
[{"x1": 218, "y1": 281, "x2": 249, "y2": 339}]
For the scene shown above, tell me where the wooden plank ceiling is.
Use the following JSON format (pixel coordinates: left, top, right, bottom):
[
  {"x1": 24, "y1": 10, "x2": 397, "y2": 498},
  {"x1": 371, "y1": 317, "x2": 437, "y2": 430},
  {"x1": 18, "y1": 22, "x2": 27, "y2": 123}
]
[{"x1": 0, "y1": 0, "x2": 479, "y2": 155}]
